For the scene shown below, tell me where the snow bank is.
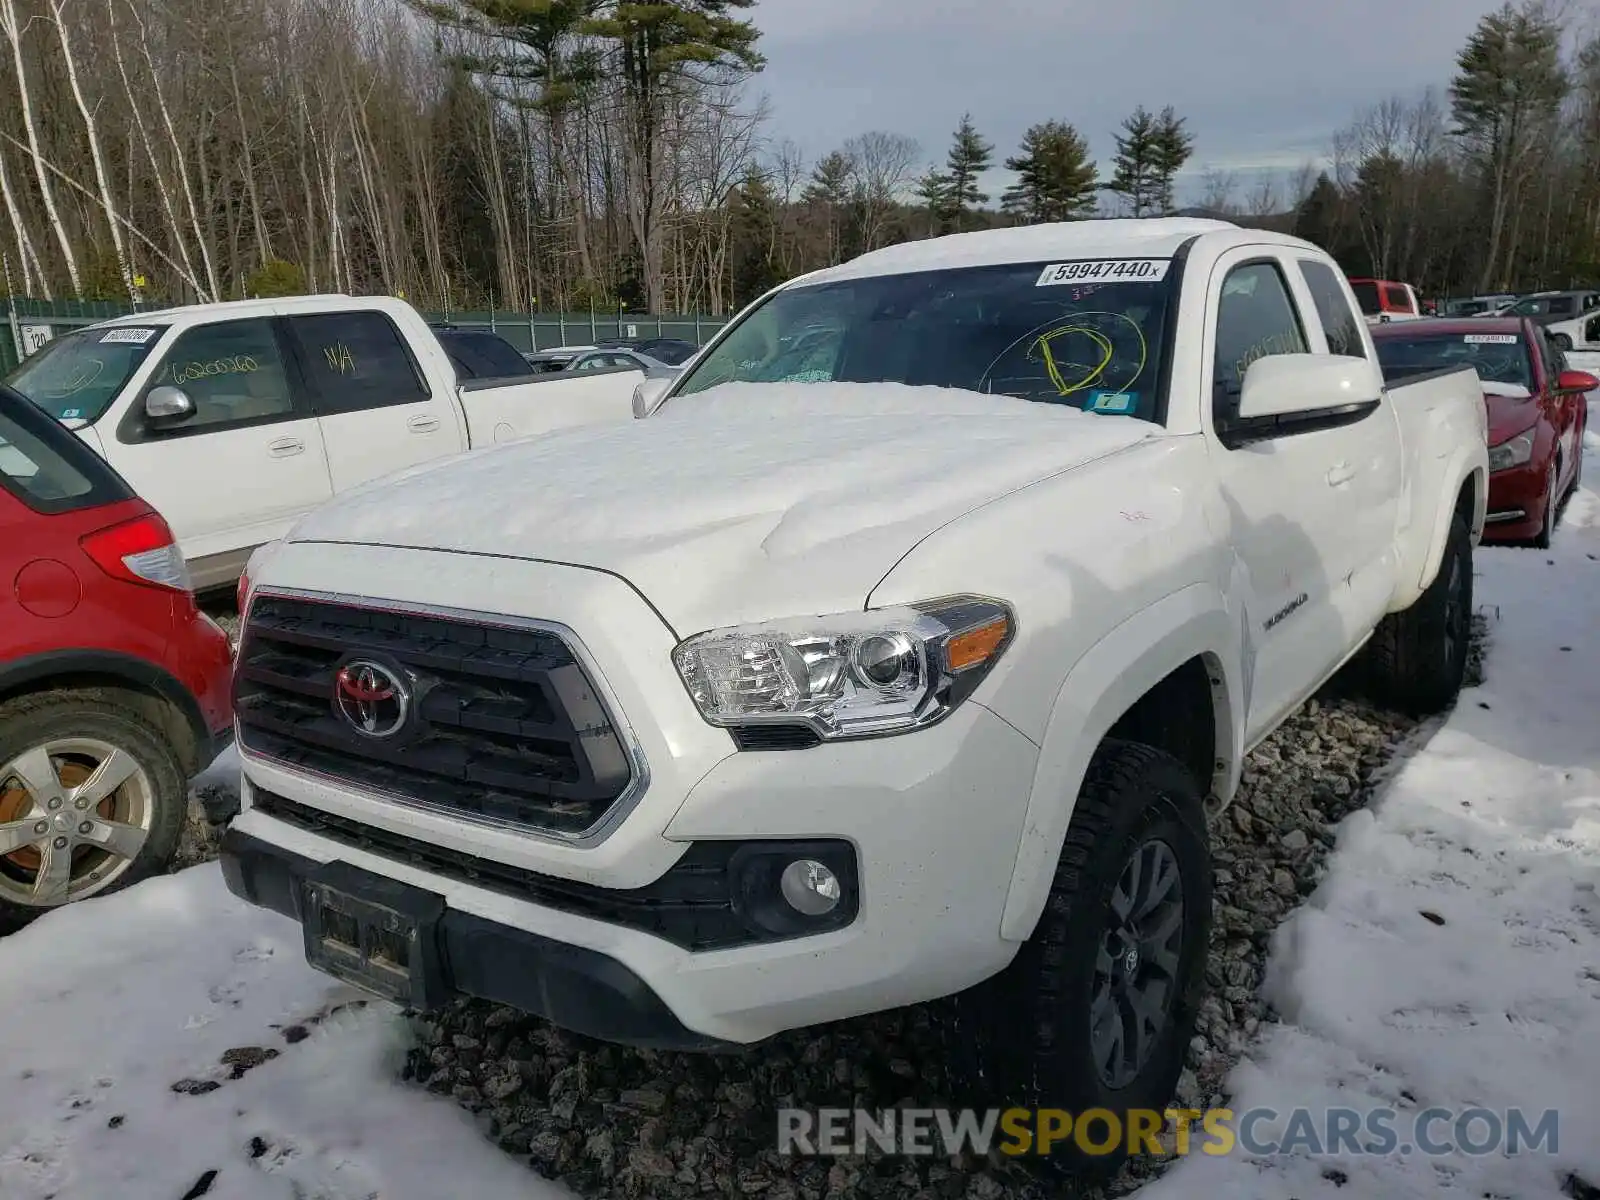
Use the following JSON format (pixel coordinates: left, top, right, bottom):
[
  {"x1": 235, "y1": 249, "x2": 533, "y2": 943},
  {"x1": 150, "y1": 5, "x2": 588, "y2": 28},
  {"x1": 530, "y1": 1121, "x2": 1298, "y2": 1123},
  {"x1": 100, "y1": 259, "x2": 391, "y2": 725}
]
[{"x1": 0, "y1": 869, "x2": 566, "y2": 1200}]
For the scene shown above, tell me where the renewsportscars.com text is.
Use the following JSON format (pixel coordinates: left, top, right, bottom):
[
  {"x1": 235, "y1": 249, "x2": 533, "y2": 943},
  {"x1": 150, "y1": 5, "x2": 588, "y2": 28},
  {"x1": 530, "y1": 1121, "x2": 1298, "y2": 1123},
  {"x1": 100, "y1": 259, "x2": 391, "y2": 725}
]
[{"x1": 776, "y1": 1106, "x2": 1560, "y2": 1159}]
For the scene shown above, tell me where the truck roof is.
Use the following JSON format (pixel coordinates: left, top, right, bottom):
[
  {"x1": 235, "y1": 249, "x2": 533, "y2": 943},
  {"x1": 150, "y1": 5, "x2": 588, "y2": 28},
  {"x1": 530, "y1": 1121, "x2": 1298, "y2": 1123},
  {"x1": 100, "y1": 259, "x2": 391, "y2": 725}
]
[
  {"x1": 800, "y1": 218, "x2": 1319, "y2": 285},
  {"x1": 91, "y1": 293, "x2": 368, "y2": 327}
]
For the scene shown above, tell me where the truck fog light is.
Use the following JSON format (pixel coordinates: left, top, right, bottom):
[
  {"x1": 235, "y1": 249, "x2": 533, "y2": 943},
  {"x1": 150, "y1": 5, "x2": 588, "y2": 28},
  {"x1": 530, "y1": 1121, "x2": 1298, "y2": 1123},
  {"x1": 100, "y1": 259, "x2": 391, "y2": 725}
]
[{"x1": 779, "y1": 859, "x2": 840, "y2": 915}]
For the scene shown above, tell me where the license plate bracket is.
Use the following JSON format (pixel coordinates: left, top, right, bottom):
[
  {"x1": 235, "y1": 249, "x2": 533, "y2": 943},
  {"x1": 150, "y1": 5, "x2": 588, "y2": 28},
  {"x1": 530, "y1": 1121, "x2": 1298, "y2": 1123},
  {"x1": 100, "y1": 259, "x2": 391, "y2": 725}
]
[{"x1": 300, "y1": 862, "x2": 448, "y2": 1010}]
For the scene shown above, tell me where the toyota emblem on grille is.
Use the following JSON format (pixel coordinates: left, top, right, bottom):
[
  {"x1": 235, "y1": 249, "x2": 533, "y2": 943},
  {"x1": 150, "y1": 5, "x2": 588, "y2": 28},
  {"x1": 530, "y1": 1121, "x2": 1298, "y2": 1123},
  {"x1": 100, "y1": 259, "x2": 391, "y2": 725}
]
[{"x1": 333, "y1": 659, "x2": 410, "y2": 738}]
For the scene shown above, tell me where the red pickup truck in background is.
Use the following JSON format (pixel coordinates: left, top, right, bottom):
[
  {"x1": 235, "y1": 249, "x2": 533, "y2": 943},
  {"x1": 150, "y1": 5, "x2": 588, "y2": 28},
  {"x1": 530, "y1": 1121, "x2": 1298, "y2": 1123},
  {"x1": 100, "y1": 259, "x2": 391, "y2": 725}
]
[{"x1": 1348, "y1": 277, "x2": 1424, "y2": 323}]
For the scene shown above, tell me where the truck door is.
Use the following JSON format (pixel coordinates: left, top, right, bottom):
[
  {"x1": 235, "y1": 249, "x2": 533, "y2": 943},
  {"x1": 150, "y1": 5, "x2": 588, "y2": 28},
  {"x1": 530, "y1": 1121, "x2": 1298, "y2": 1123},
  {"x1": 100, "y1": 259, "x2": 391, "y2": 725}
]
[
  {"x1": 107, "y1": 315, "x2": 334, "y2": 589},
  {"x1": 1291, "y1": 257, "x2": 1404, "y2": 643},
  {"x1": 282, "y1": 310, "x2": 467, "y2": 493},
  {"x1": 1204, "y1": 253, "x2": 1363, "y2": 743}
]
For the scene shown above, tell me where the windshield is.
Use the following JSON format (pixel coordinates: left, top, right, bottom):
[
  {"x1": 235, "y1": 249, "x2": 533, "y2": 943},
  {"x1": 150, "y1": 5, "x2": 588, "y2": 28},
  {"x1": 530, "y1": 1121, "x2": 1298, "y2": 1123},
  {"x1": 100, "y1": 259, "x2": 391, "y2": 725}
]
[
  {"x1": 1347, "y1": 281, "x2": 1381, "y2": 315},
  {"x1": 5, "y1": 325, "x2": 167, "y2": 422},
  {"x1": 1374, "y1": 330, "x2": 1533, "y2": 390},
  {"x1": 672, "y1": 259, "x2": 1174, "y2": 421}
]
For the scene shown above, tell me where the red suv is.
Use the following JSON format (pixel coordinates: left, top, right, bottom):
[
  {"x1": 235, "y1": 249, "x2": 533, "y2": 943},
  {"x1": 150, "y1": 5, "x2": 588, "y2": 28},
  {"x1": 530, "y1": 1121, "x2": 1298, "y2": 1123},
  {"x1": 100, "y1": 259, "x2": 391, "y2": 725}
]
[{"x1": 0, "y1": 382, "x2": 232, "y2": 928}]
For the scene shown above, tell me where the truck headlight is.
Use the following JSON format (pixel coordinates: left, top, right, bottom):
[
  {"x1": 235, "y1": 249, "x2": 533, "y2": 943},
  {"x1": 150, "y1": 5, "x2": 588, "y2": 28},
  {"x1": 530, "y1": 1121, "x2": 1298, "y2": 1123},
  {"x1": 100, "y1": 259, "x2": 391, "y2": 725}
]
[
  {"x1": 1487, "y1": 429, "x2": 1535, "y2": 473},
  {"x1": 671, "y1": 596, "x2": 1013, "y2": 741}
]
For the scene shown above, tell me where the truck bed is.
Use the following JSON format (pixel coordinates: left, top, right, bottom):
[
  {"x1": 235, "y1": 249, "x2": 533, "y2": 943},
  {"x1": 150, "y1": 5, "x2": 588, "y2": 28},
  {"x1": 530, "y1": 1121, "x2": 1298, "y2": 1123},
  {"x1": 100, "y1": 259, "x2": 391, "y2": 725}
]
[{"x1": 456, "y1": 364, "x2": 642, "y2": 446}]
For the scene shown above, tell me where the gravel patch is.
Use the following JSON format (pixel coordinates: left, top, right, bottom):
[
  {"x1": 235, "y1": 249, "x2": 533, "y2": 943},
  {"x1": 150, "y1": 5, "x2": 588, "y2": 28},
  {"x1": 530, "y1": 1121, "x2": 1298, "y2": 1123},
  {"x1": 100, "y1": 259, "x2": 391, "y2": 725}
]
[{"x1": 399, "y1": 615, "x2": 1491, "y2": 1199}]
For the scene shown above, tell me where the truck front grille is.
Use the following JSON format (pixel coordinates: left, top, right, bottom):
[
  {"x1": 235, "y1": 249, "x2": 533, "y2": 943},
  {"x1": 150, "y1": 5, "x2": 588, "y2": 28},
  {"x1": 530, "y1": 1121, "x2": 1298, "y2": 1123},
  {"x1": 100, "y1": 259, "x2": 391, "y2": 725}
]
[{"x1": 234, "y1": 594, "x2": 636, "y2": 839}]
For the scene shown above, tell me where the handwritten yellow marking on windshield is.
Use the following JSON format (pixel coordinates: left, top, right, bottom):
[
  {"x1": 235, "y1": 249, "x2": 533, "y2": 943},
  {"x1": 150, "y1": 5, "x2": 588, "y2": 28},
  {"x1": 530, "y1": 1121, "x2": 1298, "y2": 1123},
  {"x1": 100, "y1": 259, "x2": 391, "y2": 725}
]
[{"x1": 1031, "y1": 325, "x2": 1114, "y2": 396}]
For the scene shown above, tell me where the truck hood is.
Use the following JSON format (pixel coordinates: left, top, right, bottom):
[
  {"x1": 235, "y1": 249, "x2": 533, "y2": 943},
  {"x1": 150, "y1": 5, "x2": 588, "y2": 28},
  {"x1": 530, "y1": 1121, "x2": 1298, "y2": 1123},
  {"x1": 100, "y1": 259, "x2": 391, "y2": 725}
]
[{"x1": 283, "y1": 383, "x2": 1153, "y2": 635}]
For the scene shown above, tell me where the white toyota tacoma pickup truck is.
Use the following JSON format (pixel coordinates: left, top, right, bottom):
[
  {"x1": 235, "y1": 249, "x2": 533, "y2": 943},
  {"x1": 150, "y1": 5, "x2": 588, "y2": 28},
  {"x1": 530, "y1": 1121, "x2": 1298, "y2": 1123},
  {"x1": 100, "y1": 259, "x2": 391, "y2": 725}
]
[
  {"x1": 220, "y1": 219, "x2": 1488, "y2": 1173},
  {"x1": 4, "y1": 295, "x2": 643, "y2": 590}
]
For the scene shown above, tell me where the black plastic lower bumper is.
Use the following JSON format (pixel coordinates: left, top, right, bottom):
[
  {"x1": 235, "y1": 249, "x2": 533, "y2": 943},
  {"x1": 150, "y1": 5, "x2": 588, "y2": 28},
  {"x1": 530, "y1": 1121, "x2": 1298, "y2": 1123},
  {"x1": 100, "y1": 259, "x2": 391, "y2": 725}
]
[{"x1": 219, "y1": 827, "x2": 743, "y2": 1052}]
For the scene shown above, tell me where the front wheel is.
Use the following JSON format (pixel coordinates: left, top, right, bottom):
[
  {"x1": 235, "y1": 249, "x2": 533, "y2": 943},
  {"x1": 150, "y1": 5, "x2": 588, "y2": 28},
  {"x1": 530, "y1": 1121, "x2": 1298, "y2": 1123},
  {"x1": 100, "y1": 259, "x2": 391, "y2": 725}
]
[
  {"x1": 1361, "y1": 507, "x2": 1472, "y2": 715},
  {"x1": 1530, "y1": 457, "x2": 1559, "y2": 550},
  {"x1": 947, "y1": 740, "x2": 1212, "y2": 1180},
  {"x1": 0, "y1": 690, "x2": 187, "y2": 931}
]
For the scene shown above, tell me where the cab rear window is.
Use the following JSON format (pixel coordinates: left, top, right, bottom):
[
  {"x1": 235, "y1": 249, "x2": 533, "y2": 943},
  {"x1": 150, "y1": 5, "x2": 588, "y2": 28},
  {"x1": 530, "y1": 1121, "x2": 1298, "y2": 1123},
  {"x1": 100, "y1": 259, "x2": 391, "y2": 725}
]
[{"x1": 0, "y1": 384, "x2": 133, "y2": 515}]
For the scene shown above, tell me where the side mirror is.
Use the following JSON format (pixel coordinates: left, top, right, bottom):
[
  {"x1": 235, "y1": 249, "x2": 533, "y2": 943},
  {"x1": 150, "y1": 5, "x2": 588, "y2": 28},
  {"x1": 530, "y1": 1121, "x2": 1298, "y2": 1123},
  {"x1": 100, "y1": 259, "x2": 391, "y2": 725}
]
[
  {"x1": 1555, "y1": 369, "x2": 1598, "y2": 394},
  {"x1": 1236, "y1": 353, "x2": 1379, "y2": 422},
  {"x1": 144, "y1": 385, "x2": 195, "y2": 422},
  {"x1": 632, "y1": 375, "x2": 672, "y2": 419}
]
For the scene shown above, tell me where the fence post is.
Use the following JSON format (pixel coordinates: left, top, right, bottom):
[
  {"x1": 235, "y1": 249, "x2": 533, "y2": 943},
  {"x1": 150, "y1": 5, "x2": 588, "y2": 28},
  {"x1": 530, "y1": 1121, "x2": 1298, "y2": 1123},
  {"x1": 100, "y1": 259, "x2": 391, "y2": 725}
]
[
  {"x1": 589, "y1": 301, "x2": 596, "y2": 343},
  {"x1": 2, "y1": 252, "x2": 21, "y2": 364},
  {"x1": 489, "y1": 293, "x2": 496, "y2": 332}
]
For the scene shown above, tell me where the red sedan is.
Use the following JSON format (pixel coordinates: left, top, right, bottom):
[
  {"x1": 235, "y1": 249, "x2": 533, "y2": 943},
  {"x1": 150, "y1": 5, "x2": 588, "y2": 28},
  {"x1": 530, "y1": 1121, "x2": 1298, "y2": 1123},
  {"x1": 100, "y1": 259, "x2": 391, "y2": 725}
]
[
  {"x1": 1372, "y1": 317, "x2": 1595, "y2": 547},
  {"x1": 1, "y1": 382, "x2": 233, "y2": 928}
]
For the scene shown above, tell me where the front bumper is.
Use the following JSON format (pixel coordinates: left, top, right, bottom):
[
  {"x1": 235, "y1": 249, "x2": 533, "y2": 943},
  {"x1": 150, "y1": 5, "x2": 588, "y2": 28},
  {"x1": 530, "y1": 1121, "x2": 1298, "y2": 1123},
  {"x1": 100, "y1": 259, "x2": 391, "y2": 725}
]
[
  {"x1": 227, "y1": 694, "x2": 1040, "y2": 1046},
  {"x1": 1483, "y1": 456, "x2": 1550, "y2": 541},
  {"x1": 221, "y1": 826, "x2": 737, "y2": 1050}
]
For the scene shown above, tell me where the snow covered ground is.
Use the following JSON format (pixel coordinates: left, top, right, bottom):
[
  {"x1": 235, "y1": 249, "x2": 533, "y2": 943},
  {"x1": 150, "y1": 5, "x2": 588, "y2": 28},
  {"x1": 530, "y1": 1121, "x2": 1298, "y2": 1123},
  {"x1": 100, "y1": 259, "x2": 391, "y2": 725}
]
[
  {"x1": 1141, "y1": 381, "x2": 1600, "y2": 1198},
  {"x1": 2, "y1": 390, "x2": 1598, "y2": 1200}
]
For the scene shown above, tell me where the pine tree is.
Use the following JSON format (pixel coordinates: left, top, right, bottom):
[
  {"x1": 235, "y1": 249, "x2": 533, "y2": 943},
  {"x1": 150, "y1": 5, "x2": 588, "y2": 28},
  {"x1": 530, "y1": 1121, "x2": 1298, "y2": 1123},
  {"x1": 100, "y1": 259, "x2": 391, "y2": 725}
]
[
  {"x1": 1292, "y1": 172, "x2": 1344, "y2": 249},
  {"x1": 1149, "y1": 106, "x2": 1195, "y2": 216},
  {"x1": 1002, "y1": 120, "x2": 1098, "y2": 222},
  {"x1": 944, "y1": 113, "x2": 993, "y2": 229},
  {"x1": 1103, "y1": 106, "x2": 1160, "y2": 216},
  {"x1": 730, "y1": 166, "x2": 781, "y2": 305},
  {"x1": 914, "y1": 168, "x2": 954, "y2": 237},
  {"x1": 1449, "y1": 3, "x2": 1568, "y2": 290},
  {"x1": 803, "y1": 151, "x2": 855, "y2": 264}
]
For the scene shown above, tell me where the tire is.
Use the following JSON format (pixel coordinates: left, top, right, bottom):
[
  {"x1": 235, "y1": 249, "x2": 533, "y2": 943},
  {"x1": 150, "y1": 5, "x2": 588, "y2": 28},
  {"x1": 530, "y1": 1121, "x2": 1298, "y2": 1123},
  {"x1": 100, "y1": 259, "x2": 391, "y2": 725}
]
[
  {"x1": 1362, "y1": 507, "x2": 1473, "y2": 716},
  {"x1": 946, "y1": 740, "x2": 1212, "y2": 1180},
  {"x1": 1554, "y1": 333, "x2": 1573, "y2": 352},
  {"x1": 0, "y1": 689, "x2": 187, "y2": 932},
  {"x1": 1531, "y1": 457, "x2": 1559, "y2": 550}
]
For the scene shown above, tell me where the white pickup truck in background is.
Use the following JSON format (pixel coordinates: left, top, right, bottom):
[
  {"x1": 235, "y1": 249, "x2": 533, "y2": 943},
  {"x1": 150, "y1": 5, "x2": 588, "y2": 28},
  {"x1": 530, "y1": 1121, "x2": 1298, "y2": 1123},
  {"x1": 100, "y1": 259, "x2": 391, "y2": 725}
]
[
  {"x1": 3, "y1": 296, "x2": 643, "y2": 590},
  {"x1": 222, "y1": 219, "x2": 1488, "y2": 1178}
]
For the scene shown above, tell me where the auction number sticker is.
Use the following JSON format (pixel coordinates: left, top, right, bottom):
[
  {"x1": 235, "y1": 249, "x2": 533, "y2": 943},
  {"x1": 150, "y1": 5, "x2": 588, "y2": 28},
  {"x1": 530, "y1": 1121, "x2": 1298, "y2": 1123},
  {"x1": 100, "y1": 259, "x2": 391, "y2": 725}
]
[
  {"x1": 100, "y1": 327, "x2": 158, "y2": 344},
  {"x1": 1463, "y1": 333, "x2": 1519, "y2": 344},
  {"x1": 1037, "y1": 259, "x2": 1170, "y2": 286}
]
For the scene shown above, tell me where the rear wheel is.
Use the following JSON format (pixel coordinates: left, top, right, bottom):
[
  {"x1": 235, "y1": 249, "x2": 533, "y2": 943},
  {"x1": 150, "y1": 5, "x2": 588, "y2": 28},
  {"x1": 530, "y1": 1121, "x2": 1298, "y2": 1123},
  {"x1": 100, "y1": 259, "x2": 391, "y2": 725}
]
[
  {"x1": 1362, "y1": 507, "x2": 1472, "y2": 716},
  {"x1": 1554, "y1": 333, "x2": 1574, "y2": 352},
  {"x1": 947, "y1": 741, "x2": 1212, "y2": 1180},
  {"x1": 0, "y1": 691, "x2": 186, "y2": 932}
]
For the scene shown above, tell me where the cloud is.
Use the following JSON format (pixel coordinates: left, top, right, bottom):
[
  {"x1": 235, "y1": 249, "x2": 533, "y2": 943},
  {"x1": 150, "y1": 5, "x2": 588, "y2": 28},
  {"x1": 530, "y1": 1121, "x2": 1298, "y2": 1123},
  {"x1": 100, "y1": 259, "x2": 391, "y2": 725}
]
[{"x1": 749, "y1": 0, "x2": 1508, "y2": 203}]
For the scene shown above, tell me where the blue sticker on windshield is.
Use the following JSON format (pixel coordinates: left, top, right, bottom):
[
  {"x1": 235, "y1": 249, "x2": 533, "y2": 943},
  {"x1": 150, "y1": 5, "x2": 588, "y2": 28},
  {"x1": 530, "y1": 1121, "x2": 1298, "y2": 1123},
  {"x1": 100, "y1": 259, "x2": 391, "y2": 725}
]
[
  {"x1": 1088, "y1": 390, "x2": 1137, "y2": 414},
  {"x1": 59, "y1": 408, "x2": 82, "y2": 419}
]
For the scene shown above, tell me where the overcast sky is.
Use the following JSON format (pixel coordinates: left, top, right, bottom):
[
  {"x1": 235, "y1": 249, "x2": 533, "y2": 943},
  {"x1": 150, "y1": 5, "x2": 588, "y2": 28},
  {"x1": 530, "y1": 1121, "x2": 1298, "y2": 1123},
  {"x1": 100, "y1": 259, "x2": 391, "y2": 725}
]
[{"x1": 749, "y1": 0, "x2": 1519, "y2": 208}]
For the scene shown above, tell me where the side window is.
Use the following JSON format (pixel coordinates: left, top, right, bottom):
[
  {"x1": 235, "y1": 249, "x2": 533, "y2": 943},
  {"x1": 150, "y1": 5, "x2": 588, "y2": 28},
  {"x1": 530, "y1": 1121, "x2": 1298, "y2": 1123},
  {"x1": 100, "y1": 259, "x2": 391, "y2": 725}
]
[
  {"x1": 1297, "y1": 259, "x2": 1367, "y2": 358},
  {"x1": 1212, "y1": 261, "x2": 1309, "y2": 424},
  {"x1": 1541, "y1": 330, "x2": 1566, "y2": 379},
  {"x1": 141, "y1": 318, "x2": 296, "y2": 433},
  {"x1": 1549, "y1": 296, "x2": 1576, "y2": 317},
  {"x1": 287, "y1": 312, "x2": 430, "y2": 415}
]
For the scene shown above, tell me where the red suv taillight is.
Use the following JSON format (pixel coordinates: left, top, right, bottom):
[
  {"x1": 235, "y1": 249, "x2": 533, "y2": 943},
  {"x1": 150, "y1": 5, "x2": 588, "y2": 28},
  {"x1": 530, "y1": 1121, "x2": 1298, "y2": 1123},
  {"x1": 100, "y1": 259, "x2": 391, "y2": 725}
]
[{"x1": 80, "y1": 511, "x2": 192, "y2": 593}]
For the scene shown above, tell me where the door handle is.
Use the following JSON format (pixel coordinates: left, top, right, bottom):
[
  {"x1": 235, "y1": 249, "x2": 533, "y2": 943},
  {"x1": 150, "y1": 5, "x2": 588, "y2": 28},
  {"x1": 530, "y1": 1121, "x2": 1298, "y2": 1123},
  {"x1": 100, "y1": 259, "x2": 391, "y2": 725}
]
[
  {"x1": 267, "y1": 437, "x2": 305, "y2": 457},
  {"x1": 1326, "y1": 462, "x2": 1356, "y2": 487},
  {"x1": 407, "y1": 415, "x2": 441, "y2": 433}
]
